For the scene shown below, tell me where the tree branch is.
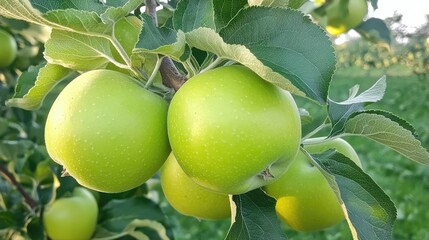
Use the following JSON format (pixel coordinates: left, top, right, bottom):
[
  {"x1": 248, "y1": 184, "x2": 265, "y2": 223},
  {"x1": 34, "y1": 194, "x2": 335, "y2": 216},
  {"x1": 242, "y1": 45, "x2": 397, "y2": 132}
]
[
  {"x1": 0, "y1": 164, "x2": 37, "y2": 209},
  {"x1": 145, "y1": 0, "x2": 187, "y2": 91}
]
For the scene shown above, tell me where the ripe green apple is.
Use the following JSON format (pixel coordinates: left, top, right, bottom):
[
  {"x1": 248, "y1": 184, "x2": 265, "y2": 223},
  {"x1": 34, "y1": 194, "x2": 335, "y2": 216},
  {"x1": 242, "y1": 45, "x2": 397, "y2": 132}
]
[
  {"x1": 264, "y1": 137, "x2": 361, "y2": 232},
  {"x1": 168, "y1": 65, "x2": 301, "y2": 194},
  {"x1": 0, "y1": 29, "x2": 17, "y2": 68},
  {"x1": 161, "y1": 153, "x2": 231, "y2": 220},
  {"x1": 43, "y1": 187, "x2": 98, "y2": 240},
  {"x1": 325, "y1": 0, "x2": 368, "y2": 35},
  {"x1": 45, "y1": 69, "x2": 170, "y2": 193}
]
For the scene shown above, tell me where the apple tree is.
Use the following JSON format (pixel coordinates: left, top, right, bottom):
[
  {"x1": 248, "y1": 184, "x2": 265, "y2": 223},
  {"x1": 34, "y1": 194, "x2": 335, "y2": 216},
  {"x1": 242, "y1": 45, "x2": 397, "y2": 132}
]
[{"x1": 0, "y1": 0, "x2": 428, "y2": 240}]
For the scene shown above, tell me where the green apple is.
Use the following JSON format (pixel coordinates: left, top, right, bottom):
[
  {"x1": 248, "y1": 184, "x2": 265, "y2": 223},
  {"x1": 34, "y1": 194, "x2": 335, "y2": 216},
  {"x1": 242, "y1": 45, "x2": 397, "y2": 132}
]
[
  {"x1": 161, "y1": 153, "x2": 230, "y2": 220},
  {"x1": 264, "y1": 137, "x2": 361, "y2": 232},
  {"x1": 313, "y1": 0, "x2": 368, "y2": 35},
  {"x1": 168, "y1": 65, "x2": 301, "y2": 194},
  {"x1": 0, "y1": 29, "x2": 17, "y2": 68},
  {"x1": 43, "y1": 187, "x2": 98, "y2": 240},
  {"x1": 45, "y1": 70, "x2": 170, "y2": 193},
  {"x1": 326, "y1": 0, "x2": 368, "y2": 35}
]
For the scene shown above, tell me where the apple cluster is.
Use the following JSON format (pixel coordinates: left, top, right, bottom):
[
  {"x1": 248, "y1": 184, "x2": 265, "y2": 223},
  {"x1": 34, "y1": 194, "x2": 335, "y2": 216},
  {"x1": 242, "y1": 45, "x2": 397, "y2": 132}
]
[{"x1": 44, "y1": 65, "x2": 362, "y2": 237}]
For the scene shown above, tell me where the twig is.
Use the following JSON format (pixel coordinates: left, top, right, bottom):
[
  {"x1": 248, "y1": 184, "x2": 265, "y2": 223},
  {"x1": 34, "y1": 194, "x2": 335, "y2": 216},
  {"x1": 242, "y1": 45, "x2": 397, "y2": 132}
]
[
  {"x1": 145, "y1": 0, "x2": 158, "y2": 26},
  {"x1": 145, "y1": 0, "x2": 187, "y2": 91},
  {"x1": 159, "y1": 58, "x2": 187, "y2": 91},
  {"x1": 0, "y1": 164, "x2": 37, "y2": 209}
]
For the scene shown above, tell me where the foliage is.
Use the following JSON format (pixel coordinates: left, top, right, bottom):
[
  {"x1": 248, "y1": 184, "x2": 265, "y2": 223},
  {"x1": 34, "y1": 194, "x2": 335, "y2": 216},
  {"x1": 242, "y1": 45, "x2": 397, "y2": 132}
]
[
  {"x1": 336, "y1": 15, "x2": 429, "y2": 79},
  {"x1": 0, "y1": 0, "x2": 428, "y2": 240}
]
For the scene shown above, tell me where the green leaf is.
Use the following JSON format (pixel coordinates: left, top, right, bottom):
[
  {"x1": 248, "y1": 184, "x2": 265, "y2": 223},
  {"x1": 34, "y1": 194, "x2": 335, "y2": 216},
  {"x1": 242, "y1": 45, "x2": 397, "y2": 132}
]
[
  {"x1": 361, "y1": 110, "x2": 417, "y2": 137},
  {"x1": 26, "y1": 217, "x2": 45, "y2": 240},
  {"x1": 288, "y1": 0, "x2": 308, "y2": 9},
  {"x1": 248, "y1": 0, "x2": 288, "y2": 8},
  {"x1": 97, "y1": 197, "x2": 169, "y2": 234},
  {"x1": 11, "y1": 64, "x2": 44, "y2": 99},
  {"x1": 100, "y1": 0, "x2": 144, "y2": 24},
  {"x1": 0, "y1": 140, "x2": 34, "y2": 163},
  {"x1": 0, "y1": 1, "x2": 114, "y2": 37},
  {"x1": 370, "y1": 0, "x2": 378, "y2": 10},
  {"x1": 310, "y1": 149, "x2": 396, "y2": 240},
  {"x1": 299, "y1": 108, "x2": 313, "y2": 125},
  {"x1": 0, "y1": 0, "x2": 52, "y2": 26},
  {"x1": 248, "y1": 0, "x2": 307, "y2": 9},
  {"x1": 43, "y1": 9, "x2": 108, "y2": 34},
  {"x1": 213, "y1": 0, "x2": 247, "y2": 30},
  {"x1": 124, "y1": 219, "x2": 170, "y2": 240},
  {"x1": 225, "y1": 188, "x2": 286, "y2": 240},
  {"x1": 344, "y1": 111, "x2": 429, "y2": 165},
  {"x1": 328, "y1": 75, "x2": 386, "y2": 136},
  {"x1": 45, "y1": 29, "x2": 113, "y2": 70},
  {"x1": 220, "y1": 7, "x2": 335, "y2": 103},
  {"x1": 0, "y1": 118, "x2": 8, "y2": 136},
  {"x1": 6, "y1": 64, "x2": 74, "y2": 110},
  {"x1": 172, "y1": 0, "x2": 216, "y2": 32},
  {"x1": 105, "y1": 0, "x2": 130, "y2": 8},
  {"x1": 355, "y1": 18, "x2": 391, "y2": 46},
  {"x1": 30, "y1": 0, "x2": 107, "y2": 14},
  {"x1": 185, "y1": 28, "x2": 303, "y2": 96},
  {"x1": 0, "y1": 211, "x2": 16, "y2": 229},
  {"x1": 136, "y1": 14, "x2": 186, "y2": 61}
]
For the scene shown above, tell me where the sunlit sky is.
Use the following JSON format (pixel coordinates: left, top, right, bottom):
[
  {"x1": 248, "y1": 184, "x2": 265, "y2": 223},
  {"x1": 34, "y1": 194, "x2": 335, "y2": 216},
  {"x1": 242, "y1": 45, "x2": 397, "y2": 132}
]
[{"x1": 369, "y1": 0, "x2": 429, "y2": 30}]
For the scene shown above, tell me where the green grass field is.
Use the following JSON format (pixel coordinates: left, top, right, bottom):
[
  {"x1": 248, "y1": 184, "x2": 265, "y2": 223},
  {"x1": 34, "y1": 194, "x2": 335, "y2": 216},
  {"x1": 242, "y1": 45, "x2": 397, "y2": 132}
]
[{"x1": 160, "y1": 65, "x2": 429, "y2": 240}]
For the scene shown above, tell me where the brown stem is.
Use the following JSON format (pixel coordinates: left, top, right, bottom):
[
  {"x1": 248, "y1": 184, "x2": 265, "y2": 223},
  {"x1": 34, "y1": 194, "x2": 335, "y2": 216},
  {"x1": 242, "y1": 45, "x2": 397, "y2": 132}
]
[
  {"x1": 0, "y1": 164, "x2": 37, "y2": 209},
  {"x1": 145, "y1": 0, "x2": 187, "y2": 91},
  {"x1": 145, "y1": 0, "x2": 158, "y2": 26},
  {"x1": 159, "y1": 58, "x2": 187, "y2": 91}
]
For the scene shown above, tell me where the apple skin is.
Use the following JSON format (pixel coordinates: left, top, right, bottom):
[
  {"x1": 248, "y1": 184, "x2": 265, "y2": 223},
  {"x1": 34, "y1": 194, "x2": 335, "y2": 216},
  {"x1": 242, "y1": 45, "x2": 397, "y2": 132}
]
[
  {"x1": 43, "y1": 187, "x2": 98, "y2": 240},
  {"x1": 161, "y1": 153, "x2": 231, "y2": 220},
  {"x1": 167, "y1": 65, "x2": 301, "y2": 195},
  {"x1": 264, "y1": 137, "x2": 361, "y2": 232},
  {"x1": 45, "y1": 69, "x2": 170, "y2": 193},
  {"x1": 0, "y1": 29, "x2": 17, "y2": 68}
]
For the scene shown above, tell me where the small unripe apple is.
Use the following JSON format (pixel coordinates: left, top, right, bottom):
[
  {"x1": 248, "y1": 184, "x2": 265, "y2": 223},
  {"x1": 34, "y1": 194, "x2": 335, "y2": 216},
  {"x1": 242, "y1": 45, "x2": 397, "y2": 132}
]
[
  {"x1": 43, "y1": 187, "x2": 98, "y2": 240},
  {"x1": 264, "y1": 137, "x2": 361, "y2": 232},
  {"x1": 0, "y1": 29, "x2": 17, "y2": 68},
  {"x1": 161, "y1": 153, "x2": 231, "y2": 220}
]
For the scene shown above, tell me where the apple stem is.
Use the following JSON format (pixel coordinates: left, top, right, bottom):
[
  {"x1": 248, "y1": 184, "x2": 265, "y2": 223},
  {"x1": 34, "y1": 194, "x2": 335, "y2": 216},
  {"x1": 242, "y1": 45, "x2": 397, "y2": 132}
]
[
  {"x1": 300, "y1": 147, "x2": 322, "y2": 168},
  {"x1": 259, "y1": 167, "x2": 274, "y2": 180},
  {"x1": 301, "y1": 121, "x2": 331, "y2": 141},
  {"x1": 0, "y1": 164, "x2": 38, "y2": 210},
  {"x1": 200, "y1": 57, "x2": 225, "y2": 74},
  {"x1": 109, "y1": 35, "x2": 150, "y2": 81},
  {"x1": 302, "y1": 134, "x2": 347, "y2": 146},
  {"x1": 145, "y1": 0, "x2": 187, "y2": 91},
  {"x1": 184, "y1": 58, "x2": 198, "y2": 77},
  {"x1": 61, "y1": 167, "x2": 70, "y2": 177},
  {"x1": 145, "y1": 55, "x2": 164, "y2": 89}
]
